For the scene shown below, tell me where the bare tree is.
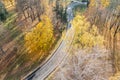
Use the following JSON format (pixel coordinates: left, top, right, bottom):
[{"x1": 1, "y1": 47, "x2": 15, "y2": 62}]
[
  {"x1": 50, "y1": 47, "x2": 113, "y2": 80},
  {"x1": 15, "y1": 0, "x2": 44, "y2": 21}
]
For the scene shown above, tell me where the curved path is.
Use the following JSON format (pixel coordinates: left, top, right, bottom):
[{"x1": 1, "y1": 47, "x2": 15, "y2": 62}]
[{"x1": 25, "y1": 1, "x2": 88, "y2": 80}]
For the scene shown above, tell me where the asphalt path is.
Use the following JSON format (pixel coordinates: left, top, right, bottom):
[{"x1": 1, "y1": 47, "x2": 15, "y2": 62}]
[{"x1": 24, "y1": 1, "x2": 87, "y2": 80}]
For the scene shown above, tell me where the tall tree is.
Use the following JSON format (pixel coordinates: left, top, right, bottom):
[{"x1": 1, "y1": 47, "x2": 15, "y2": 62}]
[{"x1": 25, "y1": 15, "x2": 54, "y2": 56}]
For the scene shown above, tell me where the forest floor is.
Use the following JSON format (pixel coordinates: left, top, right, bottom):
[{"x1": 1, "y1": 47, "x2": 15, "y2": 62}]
[{"x1": 0, "y1": 9, "x2": 63, "y2": 79}]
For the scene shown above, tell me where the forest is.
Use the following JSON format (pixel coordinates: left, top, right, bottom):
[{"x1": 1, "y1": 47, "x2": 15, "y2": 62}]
[{"x1": 0, "y1": 0, "x2": 120, "y2": 80}]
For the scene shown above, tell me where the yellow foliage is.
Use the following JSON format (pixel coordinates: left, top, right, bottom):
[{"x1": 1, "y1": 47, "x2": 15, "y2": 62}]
[
  {"x1": 101, "y1": 0, "x2": 110, "y2": 8},
  {"x1": 25, "y1": 15, "x2": 54, "y2": 54},
  {"x1": 90, "y1": 25, "x2": 98, "y2": 35},
  {"x1": 3, "y1": 0, "x2": 15, "y2": 6},
  {"x1": 90, "y1": 0, "x2": 110, "y2": 8},
  {"x1": 90, "y1": 0, "x2": 97, "y2": 7},
  {"x1": 109, "y1": 72, "x2": 120, "y2": 80},
  {"x1": 72, "y1": 15, "x2": 104, "y2": 48}
]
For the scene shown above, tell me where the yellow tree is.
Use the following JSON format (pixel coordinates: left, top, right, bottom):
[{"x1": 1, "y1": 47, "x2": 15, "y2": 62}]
[
  {"x1": 72, "y1": 15, "x2": 104, "y2": 48},
  {"x1": 89, "y1": 0, "x2": 110, "y2": 8},
  {"x1": 25, "y1": 15, "x2": 54, "y2": 58},
  {"x1": 3, "y1": 0, "x2": 15, "y2": 6},
  {"x1": 101, "y1": 0, "x2": 110, "y2": 8}
]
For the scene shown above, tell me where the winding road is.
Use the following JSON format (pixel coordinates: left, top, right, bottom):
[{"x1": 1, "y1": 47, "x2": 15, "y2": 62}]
[{"x1": 24, "y1": 1, "x2": 88, "y2": 80}]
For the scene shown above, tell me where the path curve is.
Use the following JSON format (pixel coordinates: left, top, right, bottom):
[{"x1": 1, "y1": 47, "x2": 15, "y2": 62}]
[{"x1": 24, "y1": 1, "x2": 88, "y2": 80}]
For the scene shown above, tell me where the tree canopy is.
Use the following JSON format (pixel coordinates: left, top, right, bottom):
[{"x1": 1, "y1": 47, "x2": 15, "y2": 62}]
[
  {"x1": 25, "y1": 15, "x2": 54, "y2": 54},
  {"x1": 0, "y1": 1, "x2": 7, "y2": 21},
  {"x1": 72, "y1": 15, "x2": 104, "y2": 48}
]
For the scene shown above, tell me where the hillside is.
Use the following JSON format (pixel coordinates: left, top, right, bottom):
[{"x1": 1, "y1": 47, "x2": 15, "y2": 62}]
[{"x1": 0, "y1": 0, "x2": 120, "y2": 80}]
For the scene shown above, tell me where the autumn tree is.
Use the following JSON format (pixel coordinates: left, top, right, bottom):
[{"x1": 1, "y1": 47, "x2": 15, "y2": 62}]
[
  {"x1": 86, "y1": 0, "x2": 110, "y2": 27},
  {"x1": 24, "y1": 15, "x2": 54, "y2": 58},
  {"x1": 72, "y1": 15, "x2": 104, "y2": 49},
  {"x1": 105, "y1": 5, "x2": 120, "y2": 73},
  {"x1": 2, "y1": 0, "x2": 15, "y2": 6},
  {"x1": 89, "y1": 0, "x2": 110, "y2": 8},
  {"x1": 16, "y1": 0, "x2": 44, "y2": 21},
  {"x1": 86, "y1": 0, "x2": 120, "y2": 74}
]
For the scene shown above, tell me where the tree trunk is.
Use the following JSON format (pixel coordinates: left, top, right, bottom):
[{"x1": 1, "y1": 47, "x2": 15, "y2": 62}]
[
  {"x1": 113, "y1": 24, "x2": 119, "y2": 72},
  {"x1": 23, "y1": 10, "x2": 27, "y2": 20},
  {"x1": 30, "y1": 7, "x2": 35, "y2": 21},
  {"x1": 109, "y1": 30, "x2": 116, "y2": 73}
]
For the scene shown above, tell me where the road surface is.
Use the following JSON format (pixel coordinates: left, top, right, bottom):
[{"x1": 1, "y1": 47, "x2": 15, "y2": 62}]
[{"x1": 24, "y1": 1, "x2": 88, "y2": 80}]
